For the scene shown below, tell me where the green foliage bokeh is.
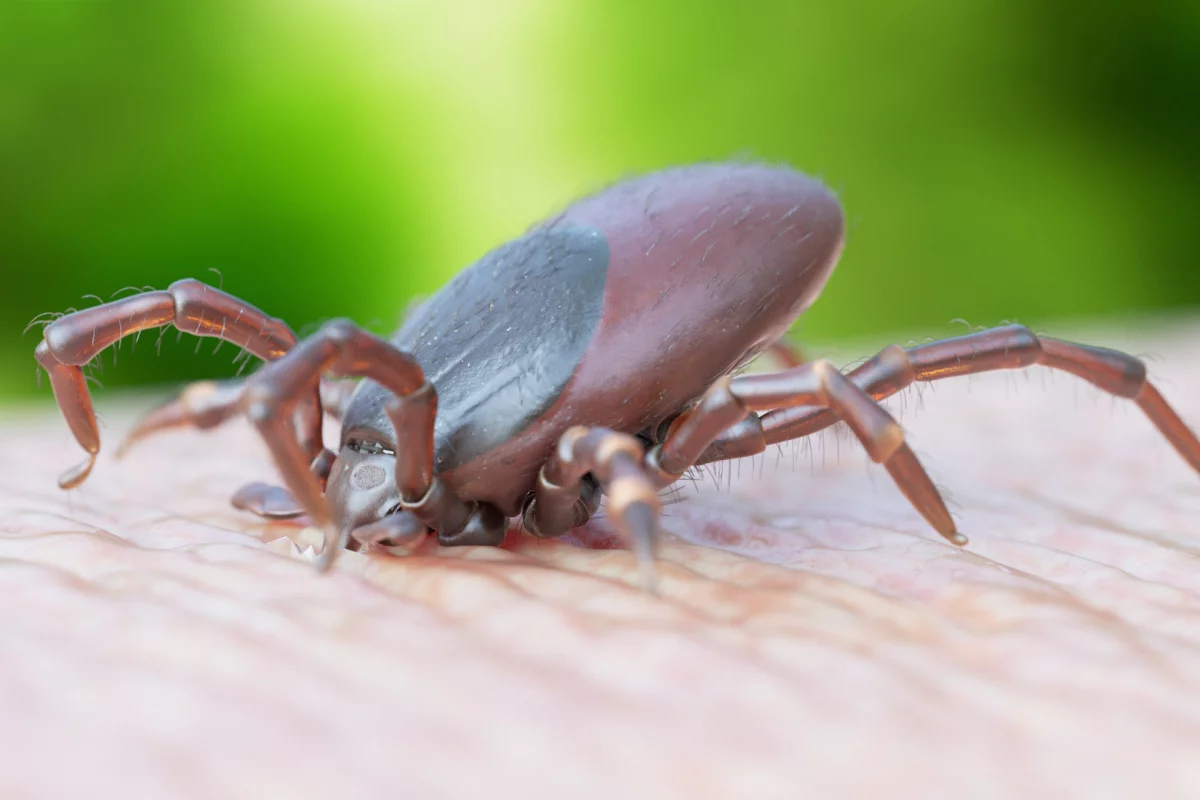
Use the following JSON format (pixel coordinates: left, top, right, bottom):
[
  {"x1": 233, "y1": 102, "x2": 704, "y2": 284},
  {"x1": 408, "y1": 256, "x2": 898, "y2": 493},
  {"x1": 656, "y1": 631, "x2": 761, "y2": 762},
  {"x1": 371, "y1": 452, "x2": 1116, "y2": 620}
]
[{"x1": 2, "y1": 0, "x2": 1197, "y2": 401}]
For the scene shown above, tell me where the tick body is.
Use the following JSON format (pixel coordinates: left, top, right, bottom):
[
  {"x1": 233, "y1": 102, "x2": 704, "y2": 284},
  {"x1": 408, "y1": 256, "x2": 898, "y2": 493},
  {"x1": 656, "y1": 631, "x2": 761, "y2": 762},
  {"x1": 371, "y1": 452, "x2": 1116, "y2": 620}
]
[
  {"x1": 356, "y1": 165, "x2": 843, "y2": 515},
  {"x1": 34, "y1": 163, "x2": 1200, "y2": 581}
]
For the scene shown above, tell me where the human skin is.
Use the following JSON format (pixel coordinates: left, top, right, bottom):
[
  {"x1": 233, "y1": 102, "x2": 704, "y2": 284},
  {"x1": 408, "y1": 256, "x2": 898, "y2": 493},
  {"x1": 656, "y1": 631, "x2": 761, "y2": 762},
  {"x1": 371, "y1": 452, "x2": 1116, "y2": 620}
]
[{"x1": 2, "y1": 321, "x2": 1200, "y2": 799}]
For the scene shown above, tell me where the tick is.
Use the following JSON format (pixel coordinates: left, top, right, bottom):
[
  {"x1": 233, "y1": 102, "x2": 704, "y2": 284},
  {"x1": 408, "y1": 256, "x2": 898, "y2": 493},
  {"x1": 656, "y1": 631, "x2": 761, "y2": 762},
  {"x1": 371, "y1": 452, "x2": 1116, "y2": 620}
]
[{"x1": 33, "y1": 163, "x2": 1200, "y2": 584}]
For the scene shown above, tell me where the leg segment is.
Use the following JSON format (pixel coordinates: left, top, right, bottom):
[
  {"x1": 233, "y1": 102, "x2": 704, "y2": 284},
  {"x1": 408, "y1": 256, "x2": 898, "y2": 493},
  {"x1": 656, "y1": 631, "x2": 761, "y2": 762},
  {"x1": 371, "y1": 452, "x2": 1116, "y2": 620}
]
[
  {"x1": 523, "y1": 427, "x2": 661, "y2": 589},
  {"x1": 765, "y1": 337, "x2": 807, "y2": 370},
  {"x1": 241, "y1": 320, "x2": 505, "y2": 571},
  {"x1": 231, "y1": 448, "x2": 337, "y2": 520},
  {"x1": 36, "y1": 279, "x2": 318, "y2": 488},
  {"x1": 754, "y1": 325, "x2": 1200, "y2": 474},
  {"x1": 232, "y1": 482, "x2": 307, "y2": 519},
  {"x1": 118, "y1": 376, "x2": 358, "y2": 456},
  {"x1": 385, "y1": 382, "x2": 507, "y2": 549},
  {"x1": 118, "y1": 379, "x2": 246, "y2": 456},
  {"x1": 645, "y1": 365, "x2": 962, "y2": 545}
]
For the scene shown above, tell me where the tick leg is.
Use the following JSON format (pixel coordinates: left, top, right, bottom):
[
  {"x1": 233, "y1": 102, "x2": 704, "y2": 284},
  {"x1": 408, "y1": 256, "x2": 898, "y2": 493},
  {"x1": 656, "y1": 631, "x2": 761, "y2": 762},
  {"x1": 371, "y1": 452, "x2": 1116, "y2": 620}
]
[
  {"x1": 119, "y1": 376, "x2": 357, "y2": 456},
  {"x1": 319, "y1": 378, "x2": 360, "y2": 420},
  {"x1": 241, "y1": 320, "x2": 502, "y2": 571},
  {"x1": 524, "y1": 427, "x2": 662, "y2": 591},
  {"x1": 765, "y1": 337, "x2": 807, "y2": 370},
  {"x1": 347, "y1": 511, "x2": 429, "y2": 555},
  {"x1": 118, "y1": 379, "x2": 245, "y2": 456},
  {"x1": 385, "y1": 381, "x2": 506, "y2": 549},
  {"x1": 36, "y1": 279, "x2": 320, "y2": 488},
  {"x1": 231, "y1": 482, "x2": 307, "y2": 520},
  {"x1": 646, "y1": 366, "x2": 962, "y2": 546},
  {"x1": 755, "y1": 324, "x2": 1200, "y2": 475},
  {"x1": 231, "y1": 448, "x2": 336, "y2": 520}
]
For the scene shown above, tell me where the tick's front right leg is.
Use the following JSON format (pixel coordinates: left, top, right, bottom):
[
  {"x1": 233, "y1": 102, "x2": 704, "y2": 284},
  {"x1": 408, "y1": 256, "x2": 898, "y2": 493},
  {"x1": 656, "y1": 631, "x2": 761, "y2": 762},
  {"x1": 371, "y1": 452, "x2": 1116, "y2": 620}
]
[
  {"x1": 36, "y1": 279, "x2": 320, "y2": 488},
  {"x1": 238, "y1": 319, "x2": 508, "y2": 572}
]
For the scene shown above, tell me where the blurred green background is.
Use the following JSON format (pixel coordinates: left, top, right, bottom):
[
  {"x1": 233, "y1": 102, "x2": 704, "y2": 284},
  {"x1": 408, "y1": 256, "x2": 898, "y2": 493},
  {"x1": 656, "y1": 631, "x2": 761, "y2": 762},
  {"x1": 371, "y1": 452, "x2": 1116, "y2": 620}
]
[{"x1": 3, "y1": 0, "x2": 1198, "y2": 401}]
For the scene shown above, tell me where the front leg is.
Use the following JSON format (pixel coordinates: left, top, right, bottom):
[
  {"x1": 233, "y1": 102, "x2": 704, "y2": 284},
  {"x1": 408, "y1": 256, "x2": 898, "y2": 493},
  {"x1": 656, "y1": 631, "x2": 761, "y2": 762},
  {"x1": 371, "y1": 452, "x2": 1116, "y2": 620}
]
[
  {"x1": 240, "y1": 319, "x2": 506, "y2": 571},
  {"x1": 35, "y1": 279, "x2": 319, "y2": 487}
]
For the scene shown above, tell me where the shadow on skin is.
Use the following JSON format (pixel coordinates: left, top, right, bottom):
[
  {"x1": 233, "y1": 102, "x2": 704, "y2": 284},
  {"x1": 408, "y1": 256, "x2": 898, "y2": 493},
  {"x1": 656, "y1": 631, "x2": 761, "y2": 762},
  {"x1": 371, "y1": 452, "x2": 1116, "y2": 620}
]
[{"x1": 2, "y1": 321, "x2": 1200, "y2": 797}]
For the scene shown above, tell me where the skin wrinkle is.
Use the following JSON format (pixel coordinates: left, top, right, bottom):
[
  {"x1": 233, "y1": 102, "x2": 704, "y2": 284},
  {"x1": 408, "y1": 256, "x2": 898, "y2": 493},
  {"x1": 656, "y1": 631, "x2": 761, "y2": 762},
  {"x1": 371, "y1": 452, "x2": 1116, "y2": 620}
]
[
  {"x1": 370, "y1": 554, "x2": 813, "y2": 721},
  {"x1": 4, "y1": 554, "x2": 477, "y2": 700},
  {"x1": 971, "y1": 496, "x2": 1200, "y2": 587},
  {"x1": 1, "y1": 614, "x2": 496, "y2": 792},
  {"x1": 5, "y1": 321, "x2": 1200, "y2": 797},
  {"x1": 989, "y1": 531, "x2": 1200, "y2": 611},
  {"x1": 964, "y1": 548, "x2": 1200, "y2": 670},
  {"x1": 1011, "y1": 486, "x2": 1200, "y2": 557},
  {"x1": 444, "y1": 588, "x2": 812, "y2": 701},
  {"x1": 422, "y1": 537, "x2": 916, "y2": 695}
]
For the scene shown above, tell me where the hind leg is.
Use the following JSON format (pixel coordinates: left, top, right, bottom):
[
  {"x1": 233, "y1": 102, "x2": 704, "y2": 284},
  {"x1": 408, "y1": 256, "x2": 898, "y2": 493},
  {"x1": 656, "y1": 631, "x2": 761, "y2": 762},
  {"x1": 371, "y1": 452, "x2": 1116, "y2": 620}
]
[
  {"x1": 752, "y1": 324, "x2": 1200, "y2": 474},
  {"x1": 650, "y1": 325, "x2": 1200, "y2": 542},
  {"x1": 764, "y1": 337, "x2": 807, "y2": 370},
  {"x1": 646, "y1": 362, "x2": 960, "y2": 544}
]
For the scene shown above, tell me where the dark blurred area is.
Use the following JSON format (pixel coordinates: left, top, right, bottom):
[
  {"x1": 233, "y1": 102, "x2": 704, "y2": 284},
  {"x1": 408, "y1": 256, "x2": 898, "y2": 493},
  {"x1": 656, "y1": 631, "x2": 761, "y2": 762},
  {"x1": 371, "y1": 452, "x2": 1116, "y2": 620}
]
[{"x1": 2, "y1": 0, "x2": 1198, "y2": 400}]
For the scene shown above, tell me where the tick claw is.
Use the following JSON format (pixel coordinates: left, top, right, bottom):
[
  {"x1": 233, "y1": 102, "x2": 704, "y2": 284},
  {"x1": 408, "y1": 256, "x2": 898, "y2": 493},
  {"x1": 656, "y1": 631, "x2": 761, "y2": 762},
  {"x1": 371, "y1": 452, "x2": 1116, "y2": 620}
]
[
  {"x1": 57, "y1": 454, "x2": 96, "y2": 490},
  {"x1": 231, "y1": 482, "x2": 306, "y2": 520},
  {"x1": 117, "y1": 402, "x2": 185, "y2": 458},
  {"x1": 350, "y1": 513, "x2": 428, "y2": 554},
  {"x1": 624, "y1": 500, "x2": 661, "y2": 594},
  {"x1": 637, "y1": 558, "x2": 660, "y2": 595},
  {"x1": 314, "y1": 527, "x2": 347, "y2": 573}
]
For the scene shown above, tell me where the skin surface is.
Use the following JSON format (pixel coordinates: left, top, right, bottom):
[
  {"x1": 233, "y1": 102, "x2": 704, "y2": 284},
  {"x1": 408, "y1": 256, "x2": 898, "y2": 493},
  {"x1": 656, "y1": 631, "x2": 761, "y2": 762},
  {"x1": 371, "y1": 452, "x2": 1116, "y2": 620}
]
[{"x1": 2, "y1": 320, "x2": 1200, "y2": 799}]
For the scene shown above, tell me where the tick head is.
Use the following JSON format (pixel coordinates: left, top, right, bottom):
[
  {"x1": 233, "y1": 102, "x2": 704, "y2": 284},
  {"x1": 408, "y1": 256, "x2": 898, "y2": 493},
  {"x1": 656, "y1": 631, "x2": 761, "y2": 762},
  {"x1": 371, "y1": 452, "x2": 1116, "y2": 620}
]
[{"x1": 325, "y1": 430, "x2": 404, "y2": 537}]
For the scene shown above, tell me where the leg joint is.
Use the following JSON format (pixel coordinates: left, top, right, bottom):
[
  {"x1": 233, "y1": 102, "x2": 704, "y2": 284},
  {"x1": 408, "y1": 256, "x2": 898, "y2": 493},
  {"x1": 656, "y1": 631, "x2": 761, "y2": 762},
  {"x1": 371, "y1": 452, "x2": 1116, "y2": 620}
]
[{"x1": 319, "y1": 318, "x2": 362, "y2": 345}]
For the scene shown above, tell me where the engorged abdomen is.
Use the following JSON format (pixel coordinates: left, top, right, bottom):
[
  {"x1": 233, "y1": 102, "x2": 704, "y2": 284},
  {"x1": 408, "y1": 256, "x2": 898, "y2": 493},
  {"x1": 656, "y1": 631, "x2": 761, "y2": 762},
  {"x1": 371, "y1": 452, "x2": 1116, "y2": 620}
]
[{"x1": 440, "y1": 163, "x2": 846, "y2": 515}]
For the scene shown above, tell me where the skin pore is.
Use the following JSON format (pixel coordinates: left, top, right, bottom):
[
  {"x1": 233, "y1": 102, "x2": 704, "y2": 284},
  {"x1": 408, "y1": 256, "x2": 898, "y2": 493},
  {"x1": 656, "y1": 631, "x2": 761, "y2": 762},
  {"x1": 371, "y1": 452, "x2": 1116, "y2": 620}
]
[{"x1": 2, "y1": 321, "x2": 1200, "y2": 798}]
